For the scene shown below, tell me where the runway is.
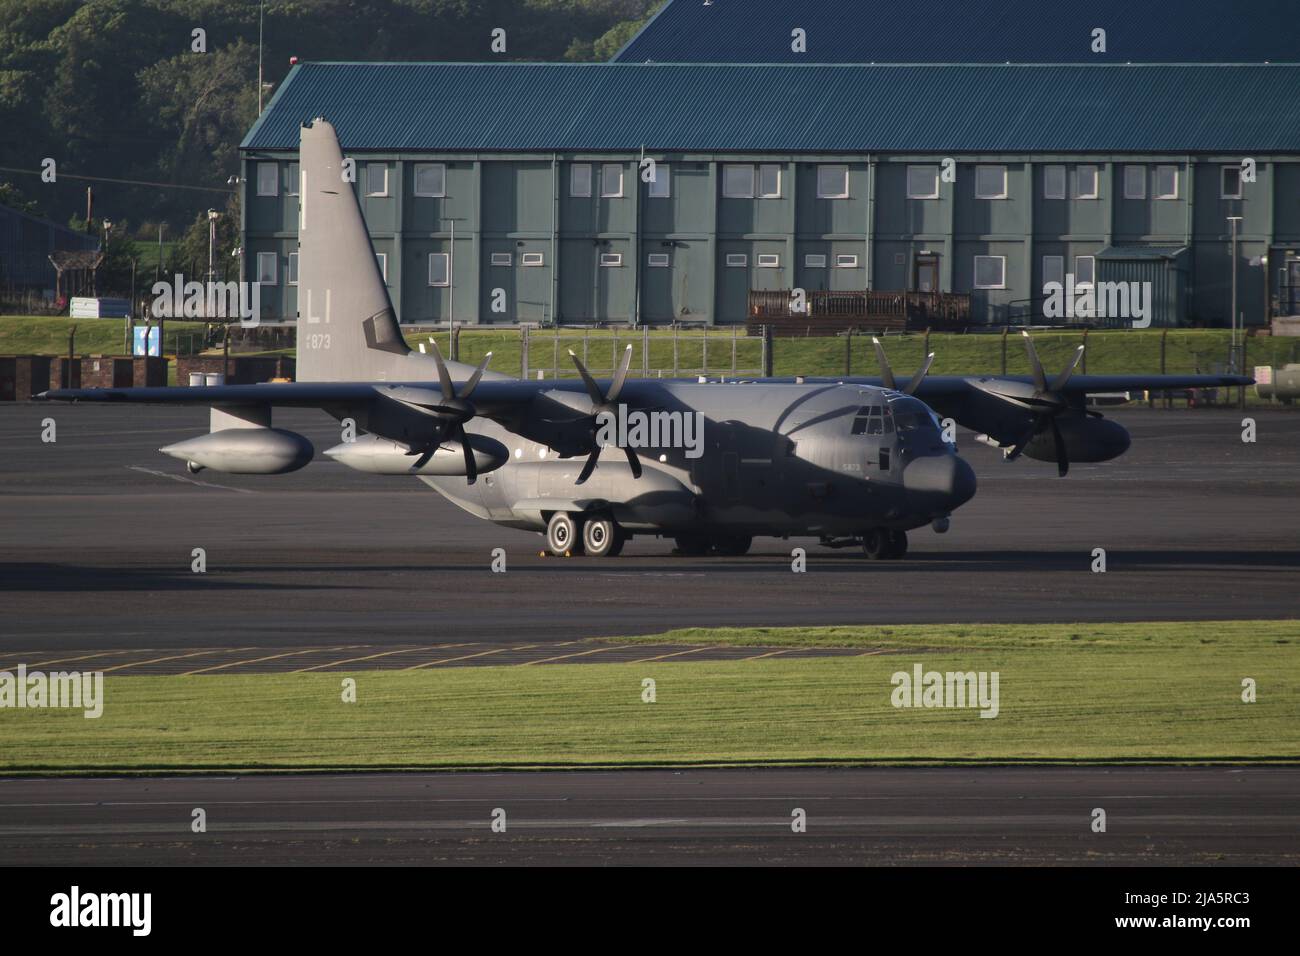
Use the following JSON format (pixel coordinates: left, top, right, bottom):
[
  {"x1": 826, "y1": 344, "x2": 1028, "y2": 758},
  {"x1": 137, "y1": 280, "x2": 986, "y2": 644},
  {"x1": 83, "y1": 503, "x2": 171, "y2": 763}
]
[
  {"x1": 0, "y1": 766, "x2": 1293, "y2": 865},
  {"x1": 1, "y1": 403, "x2": 1296, "y2": 650}
]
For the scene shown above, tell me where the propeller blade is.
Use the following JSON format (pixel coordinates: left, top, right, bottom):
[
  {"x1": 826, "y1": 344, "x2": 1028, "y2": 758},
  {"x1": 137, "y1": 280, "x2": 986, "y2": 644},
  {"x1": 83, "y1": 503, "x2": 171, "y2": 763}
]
[
  {"x1": 870, "y1": 337, "x2": 897, "y2": 390},
  {"x1": 606, "y1": 344, "x2": 635, "y2": 403},
  {"x1": 454, "y1": 424, "x2": 477, "y2": 484},
  {"x1": 567, "y1": 349, "x2": 607, "y2": 407},
  {"x1": 1021, "y1": 330, "x2": 1048, "y2": 393},
  {"x1": 623, "y1": 446, "x2": 643, "y2": 479},
  {"x1": 575, "y1": 449, "x2": 600, "y2": 485},
  {"x1": 1049, "y1": 345, "x2": 1086, "y2": 393},
  {"x1": 1050, "y1": 417, "x2": 1069, "y2": 477},
  {"x1": 458, "y1": 351, "x2": 493, "y2": 399},
  {"x1": 410, "y1": 444, "x2": 437, "y2": 470},
  {"x1": 903, "y1": 352, "x2": 935, "y2": 395},
  {"x1": 1004, "y1": 419, "x2": 1037, "y2": 462},
  {"x1": 427, "y1": 339, "x2": 455, "y2": 401}
]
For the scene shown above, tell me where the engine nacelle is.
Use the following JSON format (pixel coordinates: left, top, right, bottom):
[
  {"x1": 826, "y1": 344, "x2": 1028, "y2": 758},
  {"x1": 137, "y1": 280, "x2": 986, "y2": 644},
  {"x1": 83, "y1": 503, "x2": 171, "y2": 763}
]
[
  {"x1": 323, "y1": 433, "x2": 508, "y2": 476},
  {"x1": 1022, "y1": 415, "x2": 1131, "y2": 464},
  {"x1": 160, "y1": 428, "x2": 314, "y2": 474}
]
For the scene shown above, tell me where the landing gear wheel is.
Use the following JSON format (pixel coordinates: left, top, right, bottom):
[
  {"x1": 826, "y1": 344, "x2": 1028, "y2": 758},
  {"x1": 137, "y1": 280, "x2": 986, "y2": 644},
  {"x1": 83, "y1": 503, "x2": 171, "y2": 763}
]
[
  {"x1": 582, "y1": 517, "x2": 625, "y2": 557},
  {"x1": 885, "y1": 529, "x2": 908, "y2": 559},
  {"x1": 673, "y1": 534, "x2": 710, "y2": 556},
  {"x1": 711, "y1": 535, "x2": 753, "y2": 556},
  {"x1": 546, "y1": 512, "x2": 584, "y2": 556},
  {"x1": 861, "y1": 528, "x2": 890, "y2": 560}
]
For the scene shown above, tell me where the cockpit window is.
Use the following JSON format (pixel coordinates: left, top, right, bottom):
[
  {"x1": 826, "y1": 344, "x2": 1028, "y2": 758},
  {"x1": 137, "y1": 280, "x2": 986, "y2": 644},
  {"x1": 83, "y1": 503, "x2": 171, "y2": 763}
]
[
  {"x1": 850, "y1": 405, "x2": 887, "y2": 436},
  {"x1": 889, "y1": 396, "x2": 941, "y2": 434}
]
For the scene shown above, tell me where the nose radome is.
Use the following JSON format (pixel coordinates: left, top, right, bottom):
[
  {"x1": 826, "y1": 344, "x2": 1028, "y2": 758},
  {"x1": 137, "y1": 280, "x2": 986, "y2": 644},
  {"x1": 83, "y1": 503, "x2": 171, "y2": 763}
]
[{"x1": 903, "y1": 454, "x2": 977, "y2": 510}]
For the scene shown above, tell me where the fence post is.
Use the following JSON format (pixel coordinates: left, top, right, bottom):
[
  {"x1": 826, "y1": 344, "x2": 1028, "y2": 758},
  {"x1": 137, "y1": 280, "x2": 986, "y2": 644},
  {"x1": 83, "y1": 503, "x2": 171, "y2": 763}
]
[
  {"x1": 1081, "y1": 328, "x2": 1088, "y2": 375},
  {"x1": 673, "y1": 324, "x2": 679, "y2": 377},
  {"x1": 762, "y1": 324, "x2": 773, "y2": 377},
  {"x1": 553, "y1": 327, "x2": 560, "y2": 379},
  {"x1": 731, "y1": 324, "x2": 738, "y2": 373},
  {"x1": 643, "y1": 324, "x2": 650, "y2": 377},
  {"x1": 449, "y1": 323, "x2": 460, "y2": 362},
  {"x1": 844, "y1": 330, "x2": 852, "y2": 376},
  {"x1": 923, "y1": 327, "x2": 930, "y2": 359},
  {"x1": 521, "y1": 325, "x2": 529, "y2": 379},
  {"x1": 1000, "y1": 326, "x2": 1008, "y2": 375},
  {"x1": 1160, "y1": 328, "x2": 1168, "y2": 409},
  {"x1": 702, "y1": 332, "x2": 708, "y2": 376},
  {"x1": 1240, "y1": 333, "x2": 1248, "y2": 410}
]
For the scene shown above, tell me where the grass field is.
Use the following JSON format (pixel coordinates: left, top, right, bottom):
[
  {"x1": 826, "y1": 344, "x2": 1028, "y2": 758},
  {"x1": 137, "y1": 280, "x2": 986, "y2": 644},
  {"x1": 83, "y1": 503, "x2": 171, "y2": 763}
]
[{"x1": 2, "y1": 622, "x2": 1294, "y2": 773}]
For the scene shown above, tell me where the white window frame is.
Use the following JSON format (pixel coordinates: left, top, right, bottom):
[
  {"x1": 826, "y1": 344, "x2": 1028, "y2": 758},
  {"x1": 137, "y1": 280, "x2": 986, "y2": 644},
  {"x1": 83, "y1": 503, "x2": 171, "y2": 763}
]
[
  {"x1": 1043, "y1": 165, "x2": 1066, "y2": 200},
  {"x1": 804, "y1": 253, "x2": 827, "y2": 268},
  {"x1": 521, "y1": 252, "x2": 545, "y2": 267},
  {"x1": 973, "y1": 255, "x2": 1006, "y2": 290},
  {"x1": 365, "y1": 163, "x2": 389, "y2": 198},
  {"x1": 647, "y1": 253, "x2": 670, "y2": 267},
  {"x1": 489, "y1": 252, "x2": 513, "y2": 267},
  {"x1": 835, "y1": 254, "x2": 859, "y2": 269},
  {"x1": 413, "y1": 163, "x2": 446, "y2": 198},
  {"x1": 1123, "y1": 165, "x2": 1146, "y2": 200},
  {"x1": 601, "y1": 163, "x2": 624, "y2": 198},
  {"x1": 256, "y1": 251, "x2": 277, "y2": 286},
  {"x1": 647, "y1": 163, "x2": 670, "y2": 198},
  {"x1": 287, "y1": 252, "x2": 299, "y2": 286},
  {"x1": 1075, "y1": 165, "x2": 1100, "y2": 200},
  {"x1": 285, "y1": 163, "x2": 299, "y2": 197},
  {"x1": 1221, "y1": 165, "x2": 1243, "y2": 199},
  {"x1": 1041, "y1": 255, "x2": 1064, "y2": 288},
  {"x1": 599, "y1": 252, "x2": 623, "y2": 267},
  {"x1": 374, "y1": 252, "x2": 387, "y2": 282},
  {"x1": 907, "y1": 165, "x2": 940, "y2": 200},
  {"x1": 428, "y1": 252, "x2": 450, "y2": 287},
  {"x1": 1154, "y1": 165, "x2": 1179, "y2": 200},
  {"x1": 974, "y1": 165, "x2": 1008, "y2": 200},
  {"x1": 570, "y1": 163, "x2": 592, "y2": 198},
  {"x1": 256, "y1": 163, "x2": 278, "y2": 197},
  {"x1": 757, "y1": 164, "x2": 781, "y2": 199},
  {"x1": 722, "y1": 164, "x2": 755, "y2": 199},
  {"x1": 756, "y1": 253, "x2": 781, "y2": 268},
  {"x1": 1075, "y1": 255, "x2": 1096, "y2": 288},
  {"x1": 725, "y1": 253, "x2": 748, "y2": 268},
  {"x1": 817, "y1": 164, "x2": 849, "y2": 199}
]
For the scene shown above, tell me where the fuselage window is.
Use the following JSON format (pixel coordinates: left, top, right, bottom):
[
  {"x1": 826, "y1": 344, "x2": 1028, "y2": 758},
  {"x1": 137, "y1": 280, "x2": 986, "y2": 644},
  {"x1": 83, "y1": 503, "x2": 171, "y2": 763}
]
[{"x1": 851, "y1": 406, "x2": 884, "y2": 436}]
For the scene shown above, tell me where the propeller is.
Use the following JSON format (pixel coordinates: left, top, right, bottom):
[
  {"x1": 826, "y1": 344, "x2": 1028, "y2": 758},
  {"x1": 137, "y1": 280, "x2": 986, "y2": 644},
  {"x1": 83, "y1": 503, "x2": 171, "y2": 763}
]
[
  {"x1": 871, "y1": 336, "x2": 935, "y2": 395},
  {"x1": 405, "y1": 340, "x2": 492, "y2": 482},
  {"x1": 567, "y1": 344, "x2": 642, "y2": 485},
  {"x1": 1003, "y1": 331, "x2": 1085, "y2": 476}
]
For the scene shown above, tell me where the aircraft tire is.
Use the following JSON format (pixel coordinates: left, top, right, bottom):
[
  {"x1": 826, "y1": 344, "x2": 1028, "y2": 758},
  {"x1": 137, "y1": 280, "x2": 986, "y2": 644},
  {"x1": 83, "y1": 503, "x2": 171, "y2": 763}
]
[
  {"x1": 546, "y1": 512, "x2": 584, "y2": 556},
  {"x1": 673, "y1": 534, "x2": 711, "y2": 556},
  {"x1": 582, "y1": 517, "x2": 624, "y2": 558},
  {"x1": 885, "y1": 529, "x2": 908, "y2": 559},
  {"x1": 711, "y1": 535, "x2": 753, "y2": 556},
  {"x1": 861, "y1": 528, "x2": 891, "y2": 560}
]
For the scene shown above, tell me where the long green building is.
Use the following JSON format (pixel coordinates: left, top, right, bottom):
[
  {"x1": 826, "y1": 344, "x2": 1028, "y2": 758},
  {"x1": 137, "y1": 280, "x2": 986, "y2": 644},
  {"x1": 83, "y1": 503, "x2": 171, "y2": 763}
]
[{"x1": 239, "y1": 63, "x2": 1300, "y2": 328}]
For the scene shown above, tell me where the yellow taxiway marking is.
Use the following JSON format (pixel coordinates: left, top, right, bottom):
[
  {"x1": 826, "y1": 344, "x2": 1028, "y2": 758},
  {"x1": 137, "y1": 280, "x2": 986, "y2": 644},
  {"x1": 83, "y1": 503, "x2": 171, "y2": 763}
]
[
  {"x1": 181, "y1": 646, "x2": 356, "y2": 676},
  {"x1": 743, "y1": 648, "x2": 791, "y2": 661},
  {"x1": 517, "y1": 644, "x2": 639, "y2": 667},
  {"x1": 857, "y1": 648, "x2": 890, "y2": 657},
  {"x1": 405, "y1": 645, "x2": 538, "y2": 670},
  {"x1": 293, "y1": 643, "x2": 477, "y2": 673},
  {"x1": 627, "y1": 647, "x2": 711, "y2": 664},
  {"x1": 21, "y1": 650, "x2": 141, "y2": 670},
  {"x1": 101, "y1": 648, "x2": 256, "y2": 674}
]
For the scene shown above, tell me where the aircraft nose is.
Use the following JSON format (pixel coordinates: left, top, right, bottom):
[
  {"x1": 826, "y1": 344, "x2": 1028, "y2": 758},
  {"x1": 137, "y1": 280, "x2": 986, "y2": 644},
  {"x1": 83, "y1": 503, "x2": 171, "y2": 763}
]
[{"x1": 903, "y1": 454, "x2": 977, "y2": 511}]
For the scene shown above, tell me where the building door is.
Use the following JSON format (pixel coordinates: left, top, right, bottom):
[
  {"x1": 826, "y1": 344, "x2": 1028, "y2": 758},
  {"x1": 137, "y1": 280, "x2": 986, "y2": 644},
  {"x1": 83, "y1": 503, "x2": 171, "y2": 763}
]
[{"x1": 914, "y1": 255, "x2": 939, "y2": 292}]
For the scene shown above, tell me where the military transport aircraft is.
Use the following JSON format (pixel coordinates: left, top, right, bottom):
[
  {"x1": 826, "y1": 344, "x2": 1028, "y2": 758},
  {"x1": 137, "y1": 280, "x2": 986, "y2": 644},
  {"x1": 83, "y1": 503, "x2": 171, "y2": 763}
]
[{"x1": 41, "y1": 119, "x2": 1250, "y2": 559}]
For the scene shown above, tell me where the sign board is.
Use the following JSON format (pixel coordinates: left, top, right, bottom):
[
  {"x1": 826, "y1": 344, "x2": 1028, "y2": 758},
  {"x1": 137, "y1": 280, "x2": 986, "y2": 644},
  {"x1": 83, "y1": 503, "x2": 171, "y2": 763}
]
[
  {"x1": 132, "y1": 326, "x2": 161, "y2": 357},
  {"x1": 71, "y1": 297, "x2": 130, "y2": 318}
]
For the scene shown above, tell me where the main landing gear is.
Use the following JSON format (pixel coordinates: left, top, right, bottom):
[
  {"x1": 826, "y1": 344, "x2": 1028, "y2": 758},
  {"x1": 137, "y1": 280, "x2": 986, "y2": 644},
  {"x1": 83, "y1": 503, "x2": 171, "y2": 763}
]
[
  {"x1": 672, "y1": 534, "x2": 752, "y2": 557},
  {"x1": 861, "y1": 528, "x2": 908, "y2": 560},
  {"x1": 545, "y1": 512, "x2": 625, "y2": 557}
]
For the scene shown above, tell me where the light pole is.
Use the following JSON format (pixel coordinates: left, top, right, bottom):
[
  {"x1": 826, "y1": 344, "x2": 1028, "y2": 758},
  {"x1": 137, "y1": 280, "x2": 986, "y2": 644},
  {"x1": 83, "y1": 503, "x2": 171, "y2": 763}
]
[
  {"x1": 440, "y1": 217, "x2": 465, "y2": 326},
  {"x1": 1228, "y1": 216, "x2": 1243, "y2": 373}
]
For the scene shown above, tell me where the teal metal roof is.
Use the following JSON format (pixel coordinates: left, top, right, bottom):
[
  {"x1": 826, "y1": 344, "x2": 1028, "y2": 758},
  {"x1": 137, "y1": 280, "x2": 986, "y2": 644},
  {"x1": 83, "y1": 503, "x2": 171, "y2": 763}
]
[{"x1": 242, "y1": 63, "x2": 1300, "y2": 154}]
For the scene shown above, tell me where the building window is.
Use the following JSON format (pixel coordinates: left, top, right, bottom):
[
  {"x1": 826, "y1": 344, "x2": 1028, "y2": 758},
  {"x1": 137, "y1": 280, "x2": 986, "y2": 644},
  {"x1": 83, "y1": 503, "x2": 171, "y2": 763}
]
[
  {"x1": 256, "y1": 163, "x2": 278, "y2": 197},
  {"x1": 835, "y1": 254, "x2": 859, "y2": 269},
  {"x1": 521, "y1": 252, "x2": 544, "y2": 267},
  {"x1": 1042, "y1": 255, "x2": 1064, "y2": 288},
  {"x1": 428, "y1": 252, "x2": 450, "y2": 287},
  {"x1": 256, "y1": 251, "x2": 277, "y2": 286},
  {"x1": 490, "y1": 252, "x2": 512, "y2": 267},
  {"x1": 414, "y1": 163, "x2": 446, "y2": 197},
  {"x1": 1155, "y1": 165, "x2": 1179, "y2": 200},
  {"x1": 570, "y1": 163, "x2": 592, "y2": 198},
  {"x1": 375, "y1": 252, "x2": 387, "y2": 282},
  {"x1": 817, "y1": 164, "x2": 849, "y2": 199},
  {"x1": 1043, "y1": 165, "x2": 1066, "y2": 200},
  {"x1": 722, "y1": 164, "x2": 755, "y2": 198},
  {"x1": 647, "y1": 164, "x2": 670, "y2": 198},
  {"x1": 1075, "y1": 255, "x2": 1096, "y2": 287},
  {"x1": 973, "y1": 255, "x2": 1005, "y2": 289},
  {"x1": 757, "y1": 164, "x2": 781, "y2": 199},
  {"x1": 599, "y1": 253, "x2": 623, "y2": 267},
  {"x1": 975, "y1": 165, "x2": 1007, "y2": 199},
  {"x1": 647, "y1": 253, "x2": 670, "y2": 267},
  {"x1": 907, "y1": 165, "x2": 940, "y2": 200},
  {"x1": 725, "y1": 253, "x2": 748, "y2": 267},
  {"x1": 365, "y1": 163, "x2": 389, "y2": 197},
  {"x1": 601, "y1": 163, "x2": 624, "y2": 198},
  {"x1": 756, "y1": 253, "x2": 781, "y2": 268},
  {"x1": 1221, "y1": 165, "x2": 1243, "y2": 199},
  {"x1": 804, "y1": 254, "x2": 827, "y2": 268},
  {"x1": 285, "y1": 163, "x2": 299, "y2": 197},
  {"x1": 287, "y1": 252, "x2": 299, "y2": 285},
  {"x1": 1075, "y1": 165, "x2": 1099, "y2": 199},
  {"x1": 1123, "y1": 165, "x2": 1146, "y2": 200}
]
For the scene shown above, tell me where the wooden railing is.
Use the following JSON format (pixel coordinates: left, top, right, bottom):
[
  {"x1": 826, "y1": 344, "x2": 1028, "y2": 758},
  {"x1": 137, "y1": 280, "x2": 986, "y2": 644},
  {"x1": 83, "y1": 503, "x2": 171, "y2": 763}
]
[{"x1": 747, "y1": 289, "x2": 971, "y2": 336}]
